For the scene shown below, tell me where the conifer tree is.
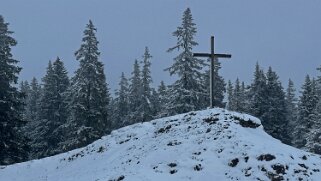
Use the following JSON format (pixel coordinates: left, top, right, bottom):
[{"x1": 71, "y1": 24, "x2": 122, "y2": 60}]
[
  {"x1": 227, "y1": 80, "x2": 234, "y2": 110},
  {"x1": 149, "y1": 88, "x2": 159, "y2": 118},
  {"x1": 141, "y1": 47, "x2": 153, "y2": 122},
  {"x1": 241, "y1": 81, "x2": 250, "y2": 113},
  {"x1": 294, "y1": 75, "x2": 318, "y2": 148},
  {"x1": 307, "y1": 98, "x2": 321, "y2": 154},
  {"x1": 232, "y1": 78, "x2": 246, "y2": 112},
  {"x1": 0, "y1": 15, "x2": 28, "y2": 164},
  {"x1": 26, "y1": 77, "x2": 41, "y2": 123},
  {"x1": 64, "y1": 20, "x2": 110, "y2": 150},
  {"x1": 249, "y1": 63, "x2": 267, "y2": 118},
  {"x1": 156, "y1": 81, "x2": 169, "y2": 118},
  {"x1": 22, "y1": 77, "x2": 42, "y2": 159},
  {"x1": 128, "y1": 60, "x2": 143, "y2": 124},
  {"x1": 285, "y1": 79, "x2": 298, "y2": 144},
  {"x1": 31, "y1": 58, "x2": 70, "y2": 158},
  {"x1": 261, "y1": 67, "x2": 289, "y2": 144},
  {"x1": 306, "y1": 66, "x2": 321, "y2": 153},
  {"x1": 165, "y1": 8, "x2": 206, "y2": 115},
  {"x1": 113, "y1": 72, "x2": 130, "y2": 128}
]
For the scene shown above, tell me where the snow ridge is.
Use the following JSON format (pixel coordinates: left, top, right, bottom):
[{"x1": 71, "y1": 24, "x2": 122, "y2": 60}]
[{"x1": 1, "y1": 108, "x2": 321, "y2": 181}]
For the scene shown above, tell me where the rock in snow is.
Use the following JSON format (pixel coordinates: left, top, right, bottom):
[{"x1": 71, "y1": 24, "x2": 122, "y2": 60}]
[{"x1": 1, "y1": 108, "x2": 321, "y2": 181}]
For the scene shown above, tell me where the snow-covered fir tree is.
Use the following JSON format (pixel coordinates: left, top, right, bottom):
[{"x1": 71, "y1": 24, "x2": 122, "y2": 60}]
[
  {"x1": 155, "y1": 81, "x2": 169, "y2": 118},
  {"x1": 22, "y1": 77, "x2": 42, "y2": 159},
  {"x1": 293, "y1": 75, "x2": 318, "y2": 148},
  {"x1": 30, "y1": 58, "x2": 70, "y2": 158},
  {"x1": 149, "y1": 88, "x2": 160, "y2": 118},
  {"x1": 306, "y1": 66, "x2": 321, "y2": 153},
  {"x1": 241, "y1": 81, "x2": 251, "y2": 112},
  {"x1": 304, "y1": 77, "x2": 320, "y2": 153},
  {"x1": 306, "y1": 99, "x2": 321, "y2": 154},
  {"x1": 113, "y1": 72, "x2": 130, "y2": 128},
  {"x1": 231, "y1": 78, "x2": 246, "y2": 112},
  {"x1": 0, "y1": 15, "x2": 28, "y2": 165},
  {"x1": 227, "y1": 80, "x2": 234, "y2": 110},
  {"x1": 63, "y1": 20, "x2": 110, "y2": 151},
  {"x1": 25, "y1": 77, "x2": 41, "y2": 124},
  {"x1": 19, "y1": 78, "x2": 40, "y2": 126},
  {"x1": 128, "y1": 60, "x2": 143, "y2": 124},
  {"x1": 165, "y1": 8, "x2": 206, "y2": 115},
  {"x1": 248, "y1": 63, "x2": 268, "y2": 119},
  {"x1": 261, "y1": 67, "x2": 290, "y2": 144},
  {"x1": 285, "y1": 79, "x2": 298, "y2": 144},
  {"x1": 140, "y1": 47, "x2": 153, "y2": 122}
]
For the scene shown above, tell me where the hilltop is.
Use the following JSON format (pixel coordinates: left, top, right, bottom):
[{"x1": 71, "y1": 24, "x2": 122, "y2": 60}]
[{"x1": 1, "y1": 108, "x2": 321, "y2": 181}]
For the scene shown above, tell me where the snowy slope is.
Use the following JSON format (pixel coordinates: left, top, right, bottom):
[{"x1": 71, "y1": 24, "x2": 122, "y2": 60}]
[{"x1": 1, "y1": 108, "x2": 321, "y2": 181}]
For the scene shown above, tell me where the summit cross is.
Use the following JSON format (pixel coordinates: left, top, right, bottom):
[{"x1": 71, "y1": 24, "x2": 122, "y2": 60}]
[{"x1": 193, "y1": 36, "x2": 231, "y2": 108}]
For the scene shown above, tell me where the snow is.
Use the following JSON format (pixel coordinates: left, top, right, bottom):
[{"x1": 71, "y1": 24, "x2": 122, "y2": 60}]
[{"x1": 1, "y1": 108, "x2": 321, "y2": 181}]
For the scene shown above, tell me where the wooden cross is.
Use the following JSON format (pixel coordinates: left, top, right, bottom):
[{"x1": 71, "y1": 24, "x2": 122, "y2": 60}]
[{"x1": 193, "y1": 36, "x2": 231, "y2": 108}]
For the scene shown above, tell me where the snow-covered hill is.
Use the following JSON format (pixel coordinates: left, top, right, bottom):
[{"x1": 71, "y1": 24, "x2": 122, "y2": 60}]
[{"x1": 1, "y1": 108, "x2": 321, "y2": 181}]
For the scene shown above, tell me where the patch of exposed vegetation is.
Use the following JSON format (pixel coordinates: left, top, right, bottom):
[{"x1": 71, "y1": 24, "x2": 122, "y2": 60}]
[
  {"x1": 194, "y1": 164, "x2": 203, "y2": 171},
  {"x1": 157, "y1": 125, "x2": 172, "y2": 134},
  {"x1": 203, "y1": 117, "x2": 219, "y2": 125},
  {"x1": 257, "y1": 154, "x2": 276, "y2": 161},
  {"x1": 228, "y1": 158, "x2": 239, "y2": 167}
]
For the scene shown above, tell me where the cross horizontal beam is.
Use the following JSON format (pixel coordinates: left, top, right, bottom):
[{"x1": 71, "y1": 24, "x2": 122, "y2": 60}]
[{"x1": 193, "y1": 53, "x2": 232, "y2": 59}]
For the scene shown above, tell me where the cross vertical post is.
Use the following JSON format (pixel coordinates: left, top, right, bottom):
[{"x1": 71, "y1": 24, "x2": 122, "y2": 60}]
[
  {"x1": 210, "y1": 36, "x2": 215, "y2": 108},
  {"x1": 193, "y1": 36, "x2": 231, "y2": 108}
]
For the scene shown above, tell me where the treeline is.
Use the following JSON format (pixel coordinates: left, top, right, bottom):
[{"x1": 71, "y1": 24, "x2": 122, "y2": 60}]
[
  {"x1": 226, "y1": 64, "x2": 321, "y2": 154},
  {"x1": 1, "y1": 8, "x2": 320, "y2": 165}
]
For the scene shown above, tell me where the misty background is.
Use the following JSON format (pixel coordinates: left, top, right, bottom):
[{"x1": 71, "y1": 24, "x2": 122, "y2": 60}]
[{"x1": 2, "y1": 0, "x2": 321, "y2": 92}]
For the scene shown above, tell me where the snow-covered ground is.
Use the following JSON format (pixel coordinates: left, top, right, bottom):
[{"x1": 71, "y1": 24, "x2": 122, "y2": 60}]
[{"x1": 1, "y1": 108, "x2": 321, "y2": 181}]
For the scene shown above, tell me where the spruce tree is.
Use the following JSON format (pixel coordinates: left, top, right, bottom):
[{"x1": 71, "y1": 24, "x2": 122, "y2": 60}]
[
  {"x1": 0, "y1": 15, "x2": 28, "y2": 164},
  {"x1": 241, "y1": 81, "x2": 250, "y2": 113},
  {"x1": 113, "y1": 72, "x2": 130, "y2": 128},
  {"x1": 149, "y1": 88, "x2": 159, "y2": 118},
  {"x1": 285, "y1": 79, "x2": 298, "y2": 144},
  {"x1": 128, "y1": 60, "x2": 143, "y2": 124},
  {"x1": 307, "y1": 99, "x2": 321, "y2": 154},
  {"x1": 32, "y1": 58, "x2": 70, "y2": 158},
  {"x1": 232, "y1": 78, "x2": 246, "y2": 112},
  {"x1": 165, "y1": 8, "x2": 206, "y2": 115},
  {"x1": 249, "y1": 63, "x2": 267, "y2": 118},
  {"x1": 227, "y1": 80, "x2": 234, "y2": 110},
  {"x1": 22, "y1": 77, "x2": 42, "y2": 159},
  {"x1": 141, "y1": 47, "x2": 153, "y2": 122},
  {"x1": 64, "y1": 20, "x2": 110, "y2": 151},
  {"x1": 304, "y1": 78, "x2": 320, "y2": 152},
  {"x1": 26, "y1": 77, "x2": 41, "y2": 123},
  {"x1": 261, "y1": 67, "x2": 289, "y2": 144},
  {"x1": 294, "y1": 75, "x2": 318, "y2": 148},
  {"x1": 156, "y1": 81, "x2": 169, "y2": 118},
  {"x1": 307, "y1": 66, "x2": 321, "y2": 153}
]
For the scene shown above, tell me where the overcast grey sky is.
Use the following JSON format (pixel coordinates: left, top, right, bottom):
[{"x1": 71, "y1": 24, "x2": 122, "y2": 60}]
[{"x1": 2, "y1": 0, "x2": 321, "y2": 93}]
